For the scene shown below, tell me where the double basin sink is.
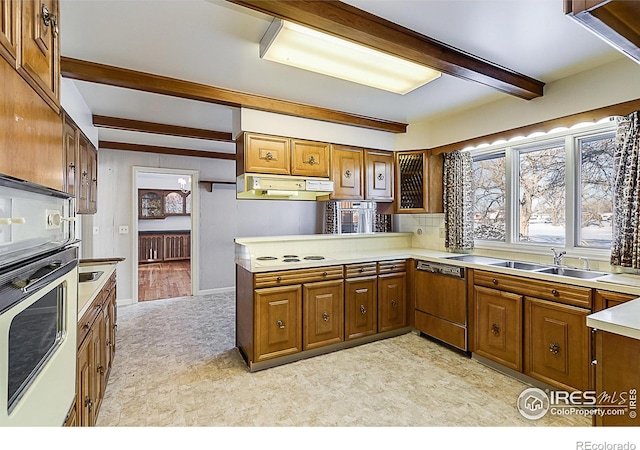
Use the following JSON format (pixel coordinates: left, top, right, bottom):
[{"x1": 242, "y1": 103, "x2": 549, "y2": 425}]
[{"x1": 443, "y1": 254, "x2": 606, "y2": 280}]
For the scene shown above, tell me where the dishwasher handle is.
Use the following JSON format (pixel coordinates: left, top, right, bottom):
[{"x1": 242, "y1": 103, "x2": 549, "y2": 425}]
[{"x1": 416, "y1": 260, "x2": 465, "y2": 278}]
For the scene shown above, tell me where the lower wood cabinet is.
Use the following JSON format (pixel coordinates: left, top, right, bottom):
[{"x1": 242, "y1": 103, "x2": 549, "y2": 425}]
[
  {"x1": 473, "y1": 285, "x2": 523, "y2": 372},
  {"x1": 345, "y1": 275, "x2": 378, "y2": 340},
  {"x1": 303, "y1": 279, "x2": 344, "y2": 350},
  {"x1": 524, "y1": 297, "x2": 591, "y2": 392},
  {"x1": 378, "y1": 272, "x2": 407, "y2": 333},
  {"x1": 254, "y1": 285, "x2": 302, "y2": 362},
  {"x1": 139, "y1": 231, "x2": 190, "y2": 263},
  {"x1": 76, "y1": 271, "x2": 117, "y2": 426},
  {"x1": 594, "y1": 289, "x2": 637, "y2": 311}
]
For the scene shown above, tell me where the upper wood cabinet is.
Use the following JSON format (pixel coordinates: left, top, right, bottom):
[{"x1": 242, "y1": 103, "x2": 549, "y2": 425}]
[
  {"x1": 0, "y1": 0, "x2": 18, "y2": 66},
  {"x1": 365, "y1": 149, "x2": 394, "y2": 202},
  {"x1": 63, "y1": 111, "x2": 97, "y2": 214},
  {"x1": 395, "y1": 150, "x2": 443, "y2": 213},
  {"x1": 19, "y1": 0, "x2": 60, "y2": 112},
  {"x1": 138, "y1": 189, "x2": 190, "y2": 219},
  {"x1": 62, "y1": 114, "x2": 78, "y2": 197},
  {"x1": 330, "y1": 145, "x2": 364, "y2": 200},
  {"x1": 291, "y1": 139, "x2": 330, "y2": 178},
  {"x1": 243, "y1": 133, "x2": 290, "y2": 175}
]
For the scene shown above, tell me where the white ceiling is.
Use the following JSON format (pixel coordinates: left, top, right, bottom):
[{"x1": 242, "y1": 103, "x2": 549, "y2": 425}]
[{"x1": 59, "y1": 0, "x2": 623, "y2": 152}]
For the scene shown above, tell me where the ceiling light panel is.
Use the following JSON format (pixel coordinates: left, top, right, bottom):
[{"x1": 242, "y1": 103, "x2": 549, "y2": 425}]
[{"x1": 260, "y1": 19, "x2": 441, "y2": 95}]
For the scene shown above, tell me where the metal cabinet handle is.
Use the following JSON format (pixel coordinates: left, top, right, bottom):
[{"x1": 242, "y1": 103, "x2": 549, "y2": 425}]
[
  {"x1": 69, "y1": 162, "x2": 76, "y2": 170},
  {"x1": 41, "y1": 4, "x2": 59, "y2": 38},
  {"x1": 391, "y1": 300, "x2": 398, "y2": 308},
  {"x1": 491, "y1": 323, "x2": 500, "y2": 336},
  {"x1": 551, "y1": 289, "x2": 559, "y2": 297},
  {"x1": 377, "y1": 173, "x2": 384, "y2": 181},
  {"x1": 360, "y1": 305, "x2": 367, "y2": 315},
  {"x1": 306, "y1": 155, "x2": 318, "y2": 165},
  {"x1": 492, "y1": 279, "x2": 498, "y2": 285},
  {"x1": 322, "y1": 311, "x2": 330, "y2": 322},
  {"x1": 265, "y1": 152, "x2": 274, "y2": 160},
  {"x1": 276, "y1": 276, "x2": 282, "y2": 282},
  {"x1": 276, "y1": 320, "x2": 285, "y2": 329},
  {"x1": 549, "y1": 342, "x2": 560, "y2": 354},
  {"x1": 322, "y1": 271, "x2": 328, "y2": 277},
  {"x1": 85, "y1": 396, "x2": 93, "y2": 412},
  {"x1": 97, "y1": 364, "x2": 104, "y2": 374},
  {"x1": 344, "y1": 170, "x2": 351, "y2": 178},
  {"x1": 359, "y1": 267, "x2": 366, "y2": 272}
]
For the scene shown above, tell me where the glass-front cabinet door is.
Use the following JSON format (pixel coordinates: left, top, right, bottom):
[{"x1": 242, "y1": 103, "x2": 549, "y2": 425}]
[
  {"x1": 164, "y1": 191, "x2": 185, "y2": 215},
  {"x1": 139, "y1": 190, "x2": 164, "y2": 219}
]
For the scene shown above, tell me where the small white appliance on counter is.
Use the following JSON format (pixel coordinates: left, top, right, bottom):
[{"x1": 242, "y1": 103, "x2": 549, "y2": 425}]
[{"x1": 0, "y1": 175, "x2": 78, "y2": 426}]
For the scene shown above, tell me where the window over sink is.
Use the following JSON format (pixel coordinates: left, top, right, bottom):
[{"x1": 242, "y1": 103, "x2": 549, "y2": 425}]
[{"x1": 470, "y1": 119, "x2": 615, "y2": 255}]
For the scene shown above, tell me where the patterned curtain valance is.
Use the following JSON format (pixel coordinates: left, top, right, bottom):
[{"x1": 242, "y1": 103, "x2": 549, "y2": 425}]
[{"x1": 443, "y1": 151, "x2": 474, "y2": 251}]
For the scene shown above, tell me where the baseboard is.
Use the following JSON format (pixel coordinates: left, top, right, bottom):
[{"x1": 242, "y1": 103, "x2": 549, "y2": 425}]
[
  {"x1": 195, "y1": 286, "x2": 235, "y2": 295},
  {"x1": 116, "y1": 298, "x2": 135, "y2": 307}
]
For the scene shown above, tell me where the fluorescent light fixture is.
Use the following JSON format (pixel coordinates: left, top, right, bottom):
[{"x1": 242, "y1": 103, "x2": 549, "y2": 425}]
[{"x1": 260, "y1": 19, "x2": 441, "y2": 95}]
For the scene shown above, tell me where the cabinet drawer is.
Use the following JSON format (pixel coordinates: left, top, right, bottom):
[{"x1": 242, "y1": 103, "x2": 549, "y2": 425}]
[
  {"x1": 345, "y1": 262, "x2": 378, "y2": 278},
  {"x1": 415, "y1": 310, "x2": 467, "y2": 351},
  {"x1": 254, "y1": 265, "x2": 343, "y2": 288},
  {"x1": 377, "y1": 259, "x2": 406, "y2": 274},
  {"x1": 474, "y1": 270, "x2": 592, "y2": 309},
  {"x1": 77, "y1": 294, "x2": 103, "y2": 346}
]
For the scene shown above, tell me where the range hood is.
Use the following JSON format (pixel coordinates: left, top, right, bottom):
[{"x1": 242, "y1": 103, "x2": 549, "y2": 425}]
[{"x1": 236, "y1": 174, "x2": 334, "y2": 201}]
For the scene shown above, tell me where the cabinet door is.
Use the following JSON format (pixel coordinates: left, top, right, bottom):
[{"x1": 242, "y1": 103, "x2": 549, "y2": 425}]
[
  {"x1": 138, "y1": 190, "x2": 164, "y2": 219},
  {"x1": 303, "y1": 279, "x2": 344, "y2": 350},
  {"x1": 396, "y1": 150, "x2": 426, "y2": 213},
  {"x1": 474, "y1": 286, "x2": 523, "y2": 372},
  {"x1": 102, "y1": 301, "x2": 112, "y2": 385},
  {"x1": 93, "y1": 310, "x2": 106, "y2": 416},
  {"x1": 594, "y1": 289, "x2": 637, "y2": 311},
  {"x1": 77, "y1": 135, "x2": 90, "y2": 213},
  {"x1": 365, "y1": 149, "x2": 394, "y2": 201},
  {"x1": 138, "y1": 234, "x2": 164, "y2": 262},
  {"x1": 291, "y1": 139, "x2": 330, "y2": 178},
  {"x1": 255, "y1": 285, "x2": 302, "y2": 362},
  {"x1": 164, "y1": 191, "x2": 186, "y2": 215},
  {"x1": 244, "y1": 133, "x2": 290, "y2": 175},
  {"x1": 378, "y1": 272, "x2": 407, "y2": 332},
  {"x1": 331, "y1": 145, "x2": 363, "y2": 200},
  {"x1": 76, "y1": 329, "x2": 94, "y2": 427},
  {"x1": 19, "y1": 0, "x2": 59, "y2": 111},
  {"x1": 164, "y1": 233, "x2": 190, "y2": 261},
  {"x1": 524, "y1": 297, "x2": 591, "y2": 391},
  {"x1": 345, "y1": 276, "x2": 377, "y2": 340},
  {"x1": 87, "y1": 144, "x2": 97, "y2": 214},
  {"x1": 62, "y1": 115, "x2": 77, "y2": 197},
  {"x1": 0, "y1": 0, "x2": 18, "y2": 66}
]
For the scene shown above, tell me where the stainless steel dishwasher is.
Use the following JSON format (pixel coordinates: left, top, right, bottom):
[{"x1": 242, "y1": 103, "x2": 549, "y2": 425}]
[{"x1": 414, "y1": 260, "x2": 468, "y2": 351}]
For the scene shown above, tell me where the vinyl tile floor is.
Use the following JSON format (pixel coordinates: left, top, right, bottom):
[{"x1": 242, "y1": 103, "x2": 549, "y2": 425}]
[{"x1": 96, "y1": 292, "x2": 590, "y2": 427}]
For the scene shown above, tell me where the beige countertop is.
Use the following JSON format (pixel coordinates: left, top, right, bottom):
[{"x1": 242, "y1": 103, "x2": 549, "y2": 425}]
[
  {"x1": 587, "y1": 299, "x2": 640, "y2": 340},
  {"x1": 77, "y1": 262, "x2": 117, "y2": 320}
]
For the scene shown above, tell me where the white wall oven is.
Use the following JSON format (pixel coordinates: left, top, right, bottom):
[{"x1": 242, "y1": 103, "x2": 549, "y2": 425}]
[{"x1": 0, "y1": 176, "x2": 77, "y2": 426}]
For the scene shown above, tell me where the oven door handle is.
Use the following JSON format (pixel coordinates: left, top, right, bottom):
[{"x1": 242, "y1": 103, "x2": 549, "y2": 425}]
[{"x1": 18, "y1": 261, "x2": 75, "y2": 294}]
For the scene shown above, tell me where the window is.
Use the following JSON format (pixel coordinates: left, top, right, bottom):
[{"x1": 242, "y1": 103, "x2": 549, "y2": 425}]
[{"x1": 470, "y1": 121, "x2": 615, "y2": 253}]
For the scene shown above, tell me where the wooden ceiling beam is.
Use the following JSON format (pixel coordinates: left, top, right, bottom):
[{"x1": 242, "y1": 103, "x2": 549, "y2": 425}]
[
  {"x1": 92, "y1": 115, "x2": 234, "y2": 142},
  {"x1": 98, "y1": 141, "x2": 236, "y2": 160},
  {"x1": 227, "y1": 0, "x2": 545, "y2": 100},
  {"x1": 61, "y1": 57, "x2": 407, "y2": 133}
]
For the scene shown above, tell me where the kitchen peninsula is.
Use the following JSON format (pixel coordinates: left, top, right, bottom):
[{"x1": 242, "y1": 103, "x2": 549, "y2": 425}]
[{"x1": 236, "y1": 233, "x2": 640, "y2": 424}]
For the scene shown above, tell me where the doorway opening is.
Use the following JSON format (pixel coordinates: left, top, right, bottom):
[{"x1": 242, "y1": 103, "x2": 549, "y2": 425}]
[{"x1": 134, "y1": 169, "x2": 198, "y2": 302}]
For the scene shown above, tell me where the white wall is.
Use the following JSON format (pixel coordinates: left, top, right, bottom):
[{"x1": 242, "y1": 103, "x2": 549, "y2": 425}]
[
  {"x1": 397, "y1": 57, "x2": 640, "y2": 150},
  {"x1": 60, "y1": 78, "x2": 99, "y2": 147},
  {"x1": 89, "y1": 149, "x2": 321, "y2": 302}
]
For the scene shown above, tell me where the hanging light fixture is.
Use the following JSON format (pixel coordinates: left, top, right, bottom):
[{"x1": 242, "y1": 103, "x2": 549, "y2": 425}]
[
  {"x1": 259, "y1": 19, "x2": 441, "y2": 95},
  {"x1": 178, "y1": 177, "x2": 191, "y2": 194}
]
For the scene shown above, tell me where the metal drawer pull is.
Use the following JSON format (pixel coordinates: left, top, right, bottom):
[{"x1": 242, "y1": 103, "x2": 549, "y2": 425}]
[
  {"x1": 265, "y1": 152, "x2": 274, "y2": 160},
  {"x1": 360, "y1": 305, "x2": 367, "y2": 315},
  {"x1": 322, "y1": 311, "x2": 330, "y2": 322},
  {"x1": 391, "y1": 300, "x2": 398, "y2": 308},
  {"x1": 344, "y1": 170, "x2": 351, "y2": 178},
  {"x1": 276, "y1": 276, "x2": 282, "y2": 282},
  {"x1": 492, "y1": 279, "x2": 498, "y2": 285},
  {"x1": 491, "y1": 324, "x2": 500, "y2": 335},
  {"x1": 360, "y1": 267, "x2": 366, "y2": 272},
  {"x1": 323, "y1": 272, "x2": 328, "y2": 277},
  {"x1": 377, "y1": 173, "x2": 384, "y2": 181},
  {"x1": 551, "y1": 289, "x2": 559, "y2": 297},
  {"x1": 549, "y1": 342, "x2": 560, "y2": 354},
  {"x1": 276, "y1": 320, "x2": 285, "y2": 329},
  {"x1": 306, "y1": 156, "x2": 318, "y2": 165}
]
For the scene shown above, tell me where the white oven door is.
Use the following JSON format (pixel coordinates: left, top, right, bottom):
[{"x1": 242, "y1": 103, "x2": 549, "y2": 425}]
[{"x1": 0, "y1": 249, "x2": 78, "y2": 426}]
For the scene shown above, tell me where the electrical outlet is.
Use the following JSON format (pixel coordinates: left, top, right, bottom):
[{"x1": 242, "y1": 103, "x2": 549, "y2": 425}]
[
  {"x1": 119, "y1": 225, "x2": 129, "y2": 234},
  {"x1": 439, "y1": 228, "x2": 445, "y2": 238},
  {"x1": 93, "y1": 226, "x2": 99, "y2": 235}
]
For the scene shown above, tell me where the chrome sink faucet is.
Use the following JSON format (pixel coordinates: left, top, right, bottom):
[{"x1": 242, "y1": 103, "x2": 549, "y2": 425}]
[{"x1": 551, "y1": 248, "x2": 566, "y2": 266}]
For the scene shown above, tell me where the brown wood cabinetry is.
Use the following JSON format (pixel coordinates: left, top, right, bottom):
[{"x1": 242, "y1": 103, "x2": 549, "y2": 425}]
[
  {"x1": 524, "y1": 297, "x2": 591, "y2": 392},
  {"x1": 0, "y1": 0, "x2": 18, "y2": 66},
  {"x1": 63, "y1": 111, "x2": 97, "y2": 213},
  {"x1": 138, "y1": 189, "x2": 190, "y2": 219},
  {"x1": 76, "y1": 271, "x2": 117, "y2": 426},
  {"x1": 19, "y1": 0, "x2": 60, "y2": 112},
  {"x1": 395, "y1": 150, "x2": 443, "y2": 213},
  {"x1": 243, "y1": 133, "x2": 291, "y2": 175},
  {"x1": 291, "y1": 139, "x2": 330, "y2": 178},
  {"x1": 378, "y1": 272, "x2": 407, "y2": 333},
  {"x1": 365, "y1": 149, "x2": 394, "y2": 202},
  {"x1": 594, "y1": 289, "x2": 637, "y2": 311},
  {"x1": 255, "y1": 284, "x2": 302, "y2": 362},
  {"x1": 303, "y1": 279, "x2": 344, "y2": 350},
  {"x1": 473, "y1": 270, "x2": 592, "y2": 391},
  {"x1": 345, "y1": 274, "x2": 378, "y2": 340},
  {"x1": 62, "y1": 113, "x2": 77, "y2": 197},
  {"x1": 473, "y1": 285, "x2": 523, "y2": 372},
  {"x1": 330, "y1": 145, "x2": 364, "y2": 200},
  {"x1": 594, "y1": 330, "x2": 640, "y2": 426},
  {"x1": 138, "y1": 231, "x2": 190, "y2": 262}
]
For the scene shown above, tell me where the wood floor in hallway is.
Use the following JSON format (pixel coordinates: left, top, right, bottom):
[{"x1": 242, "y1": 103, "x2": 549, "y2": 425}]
[{"x1": 138, "y1": 260, "x2": 191, "y2": 301}]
